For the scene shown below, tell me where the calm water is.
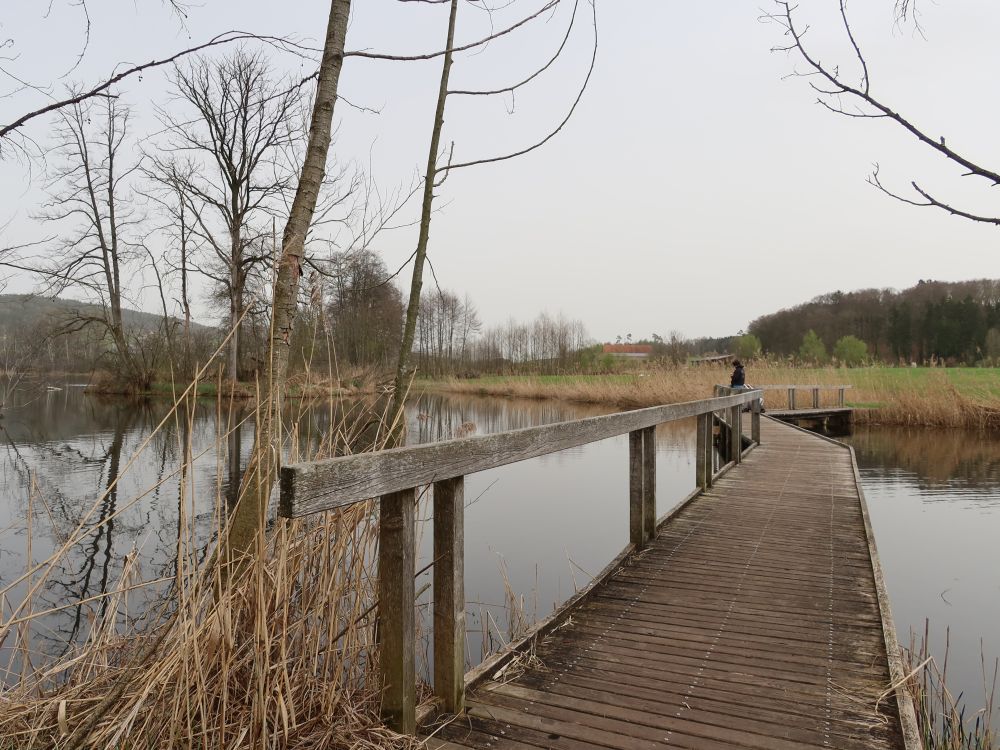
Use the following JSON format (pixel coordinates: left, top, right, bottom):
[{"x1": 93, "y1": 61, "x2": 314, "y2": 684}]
[
  {"x1": 842, "y1": 426, "x2": 1000, "y2": 718},
  {"x1": 0, "y1": 386, "x2": 997, "y2": 719}
]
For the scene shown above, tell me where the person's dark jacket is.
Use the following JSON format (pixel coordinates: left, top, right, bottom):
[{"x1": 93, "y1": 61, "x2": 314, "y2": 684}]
[{"x1": 730, "y1": 365, "x2": 745, "y2": 388}]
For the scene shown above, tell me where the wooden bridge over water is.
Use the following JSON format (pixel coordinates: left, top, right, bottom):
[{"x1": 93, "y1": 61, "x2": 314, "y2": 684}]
[{"x1": 279, "y1": 386, "x2": 922, "y2": 750}]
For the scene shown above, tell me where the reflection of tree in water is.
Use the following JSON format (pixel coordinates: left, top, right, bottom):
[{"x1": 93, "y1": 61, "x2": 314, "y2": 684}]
[
  {"x1": 849, "y1": 426, "x2": 1000, "y2": 492},
  {"x1": 47, "y1": 411, "x2": 128, "y2": 652}
]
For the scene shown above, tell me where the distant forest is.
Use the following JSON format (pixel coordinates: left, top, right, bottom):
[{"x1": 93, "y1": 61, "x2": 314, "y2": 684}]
[{"x1": 748, "y1": 279, "x2": 1000, "y2": 365}]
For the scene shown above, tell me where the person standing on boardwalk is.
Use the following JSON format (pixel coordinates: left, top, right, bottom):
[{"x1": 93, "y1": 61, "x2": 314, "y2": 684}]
[{"x1": 730, "y1": 359, "x2": 745, "y2": 389}]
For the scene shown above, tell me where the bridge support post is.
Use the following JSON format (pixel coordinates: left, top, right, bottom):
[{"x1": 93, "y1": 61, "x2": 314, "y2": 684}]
[
  {"x1": 788, "y1": 387, "x2": 797, "y2": 411},
  {"x1": 751, "y1": 397, "x2": 761, "y2": 445},
  {"x1": 838, "y1": 387, "x2": 846, "y2": 407},
  {"x1": 378, "y1": 488, "x2": 416, "y2": 734},
  {"x1": 729, "y1": 406, "x2": 742, "y2": 464},
  {"x1": 812, "y1": 388, "x2": 820, "y2": 409},
  {"x1": 629, "y1": 427, "x2": 656, "y2": 546},
  {"x1": 642, "y1": 426, "x2": 656, "y2": 542},
  {"x1": 433, "y1": 477, "x2": 465, "y2": 714},
  {"x1": 696, "y1": 412, "x2": 709, "y2": 490}
]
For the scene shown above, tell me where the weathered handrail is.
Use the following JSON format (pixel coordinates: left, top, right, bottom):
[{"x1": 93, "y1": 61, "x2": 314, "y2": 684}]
[
  {"x1": 280, "y1": 390, "x2": 759, "y2": 517},
  {"x1": 279, "y1": 388, "x2": 763, "y2": 733},
  {"x1": 716, "y1": 383, "x2": 853, "y2": 409}
]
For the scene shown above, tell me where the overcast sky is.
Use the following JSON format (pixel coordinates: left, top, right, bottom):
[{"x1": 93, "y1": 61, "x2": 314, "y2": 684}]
[{"x1": 2, "y1": 0, "x2": 998, "y2": 341}]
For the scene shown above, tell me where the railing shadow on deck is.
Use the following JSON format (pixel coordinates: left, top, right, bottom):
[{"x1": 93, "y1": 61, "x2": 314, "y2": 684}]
[{"x1": 277, "y1": 389, "x2": 768, "y2": 734}]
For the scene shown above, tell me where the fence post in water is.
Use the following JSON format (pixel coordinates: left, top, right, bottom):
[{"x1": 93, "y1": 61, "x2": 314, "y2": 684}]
[
  {"x1": 629, "y1": 429, "x2": 649, "y2": 546},
  {"x1": 751, "y1": 396, "x2": 761, "y2": 445},
  {"x1": 433, "y1": 476, "x2": 465, "y2": 714},
  {"x1": 788, "y1": 387, "x2": 797, "y2": 411},
  {"x1": 838, "y1": 387, "x2": 846, "y2": 407},
  {"x1": 378, "y1": 488, "x2": 416, "y2": 733},
  {"x1": 729, "y1": 405, "x2": 741, "y2": 464},
  {"x1": 812, "y1": 388, "x2": 820, "y2": 409},
  {"x1": 696, "y1": 412, "x2": 708, "y2": 490},
  {"x1": 641, "y1": 426, "x2": 656, "y2": 541}
]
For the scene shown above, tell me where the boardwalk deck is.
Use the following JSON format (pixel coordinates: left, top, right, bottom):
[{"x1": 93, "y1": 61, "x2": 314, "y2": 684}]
[{"x1": 421, "y1": 417, "x2": 912, "y2": 750}]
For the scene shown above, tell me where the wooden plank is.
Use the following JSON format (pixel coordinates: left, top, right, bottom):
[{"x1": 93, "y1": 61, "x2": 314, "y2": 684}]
[
  {"x1": 433, "y1": 477, "x2": 465, "y2": 714},
  {"x1": 280, "y1": 391, "x2": 761, "y2": 517},
  {"x1": 379, "y1": 488, "x2": 416, "y2": 733}
]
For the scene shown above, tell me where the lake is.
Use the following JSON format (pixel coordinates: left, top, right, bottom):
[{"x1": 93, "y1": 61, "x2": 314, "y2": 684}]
[{"x1": 0, "y1": 384, "x2": 996, "y2": 722}]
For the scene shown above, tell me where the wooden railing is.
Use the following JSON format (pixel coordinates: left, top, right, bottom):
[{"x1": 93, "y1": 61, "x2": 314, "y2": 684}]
[
  {"x1": 715, "y1": 383, "x2": 853, "y2": 410},
  {"x1": 278, "y1": 389, "x2": 764, "y2": 733}
]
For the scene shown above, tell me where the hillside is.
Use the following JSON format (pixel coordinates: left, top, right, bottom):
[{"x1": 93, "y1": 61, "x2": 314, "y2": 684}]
[
  {"x1": 0, "y1": 295, "x2": 212, "y2": 333},
  {"x1": 0, "y1": 295, "x2": 216, "y2": 372},
  {"x1": 748, "y1": 279, "x2": 1000, "y2": 364}
]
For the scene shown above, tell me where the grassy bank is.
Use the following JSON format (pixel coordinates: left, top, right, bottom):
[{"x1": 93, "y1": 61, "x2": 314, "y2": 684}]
[{"x1": 420, "y1": 364, "x2": 1000, "y2": 429}]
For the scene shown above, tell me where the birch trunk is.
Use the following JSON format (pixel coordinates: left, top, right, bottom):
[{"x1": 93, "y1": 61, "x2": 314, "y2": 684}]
[
  {"x1": 389, "y1": 0, "x2": 459, "y2": 437},
  {"x1": 226, "y1": 0, "x2": 352, "y2": 556}
]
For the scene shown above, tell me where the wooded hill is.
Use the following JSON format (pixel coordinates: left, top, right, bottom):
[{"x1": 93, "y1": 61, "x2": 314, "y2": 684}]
[
  {"x1": 748, "y1": 279, "x2": 1000, "y2": 364},
  {"x1": 0, "y1": 295, "x2": 213, "y2": 373}
]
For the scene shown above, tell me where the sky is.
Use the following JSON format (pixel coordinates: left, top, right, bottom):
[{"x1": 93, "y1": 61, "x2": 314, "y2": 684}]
[{"x1": 1, "y1": 0, "x2": 998, "y2": 342}]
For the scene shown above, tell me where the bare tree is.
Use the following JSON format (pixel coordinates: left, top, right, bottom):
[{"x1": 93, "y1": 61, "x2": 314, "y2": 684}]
[
  {"x1": 0, "y1": 96, "x2": 151, "y2": 386},
  {"x1": 140, "y1": 159, "x2": 203, "y2": 375},
  {"x1": 769, "y1": 1, "x2": 1000, "y2": 226},
  {"x1": 227, "y1": 0, "x2": 353, "y2": 556},
  {"x1": 154, "y1": 49, "x2": 304, "y2": 380},
  {"x1": 389, "y1": 0, "x2": 598, "y2": 429}
]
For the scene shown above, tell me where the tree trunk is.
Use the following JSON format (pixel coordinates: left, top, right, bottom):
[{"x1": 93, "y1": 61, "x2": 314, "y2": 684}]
[
  {"x1": 389, "y1": 0, "x2": 459, "y2": 437},
  {"x1": 225, "y1": 0, "x2": 352, "y2": 557},
  {"x1": 228, "y1": 229, "x2": 242, "y2": 382}
]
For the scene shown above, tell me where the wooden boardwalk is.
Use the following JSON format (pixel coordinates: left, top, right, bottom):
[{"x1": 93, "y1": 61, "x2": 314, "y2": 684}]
[{"x1": 422, "y1": 418, "x2": 914, "y2": 750}]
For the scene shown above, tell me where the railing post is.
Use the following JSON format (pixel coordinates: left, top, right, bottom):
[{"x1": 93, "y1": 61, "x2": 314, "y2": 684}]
[
  {"x1": 433, "y1": 477, "x2": 465, "y2": 714},
  {"x1": 812, "y1": 387, "x2": 820, "y2": 409},
  {"x1": 706, "y1": 413, "x2": 716, "y2": 486},
  {"x1": 379, "y1": 488, "x2": 416, "y2": 734},
  {"x1": 729, "y1": 405, "x2": 741, "y2": 464},
  {"x1": 788, "y1": 387, "x2": 797, "y2": 411},
  {"x1": 838, "y1": 387, "x2": 846, "y2": 407},
  {"x1": 751, "y1": 395, "x2": 761, "y2": 445},
  {"x1": 696, "y1": 411, "x2": 708, "y2": 490},
  {"x1": 642, "y1": 426, "x2": 656, "y2": 541},
  {"x1": 629, "y1": 428, "x2": 655, "y2": 546}
]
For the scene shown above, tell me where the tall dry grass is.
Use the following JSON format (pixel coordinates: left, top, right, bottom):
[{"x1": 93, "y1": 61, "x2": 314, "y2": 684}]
[
  {"x1": 0, "y1": 382, "x2": 420, "y2": 749},
  {"x1": 903, "y1": 624, "x2": 997, "y2": 749},
  {"x1": 425, "y1": 362, "x2": 1000, "y2": 429}
]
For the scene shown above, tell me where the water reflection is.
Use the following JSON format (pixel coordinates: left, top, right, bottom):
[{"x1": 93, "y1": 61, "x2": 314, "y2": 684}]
[
  {"x1": 843, "y1": 425, "x2": 1000, "y2": 727},
  {"x1": 0, "y1": 387, "x2": 703, "y2": 676}
]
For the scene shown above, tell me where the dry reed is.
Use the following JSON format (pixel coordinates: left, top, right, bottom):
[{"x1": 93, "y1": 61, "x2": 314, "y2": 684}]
[
  {"x1": 902, "y1": 624, "x2": 997, "y2": 749},
  {"x1": 424, "y1": 362, "x2": 1000, "y2": 430},
  {"x1": 0, "y1": 383, "x2": 422, "y2": 749}
]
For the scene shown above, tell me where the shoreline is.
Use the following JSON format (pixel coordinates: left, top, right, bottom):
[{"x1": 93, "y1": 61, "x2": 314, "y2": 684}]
[{"x1": 416, "y1": 366, "x2": 1000, "y2": 430}]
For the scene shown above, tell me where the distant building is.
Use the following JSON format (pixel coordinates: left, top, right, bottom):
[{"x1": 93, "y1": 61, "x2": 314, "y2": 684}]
[{"x1": 602, "y1": 344, "x2": 653, "y2": 359}]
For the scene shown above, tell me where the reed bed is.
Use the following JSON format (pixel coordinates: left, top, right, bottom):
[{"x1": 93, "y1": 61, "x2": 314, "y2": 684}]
[
  {"x1": 0, "y1": 386, "x2": 421, "y2": 749},
  {"x1": 902, "y1": 625, "x2": 997, "y2": 749},
  {"x1": 424, "y1": 362, "x2": 1000, "y2": 429}
]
